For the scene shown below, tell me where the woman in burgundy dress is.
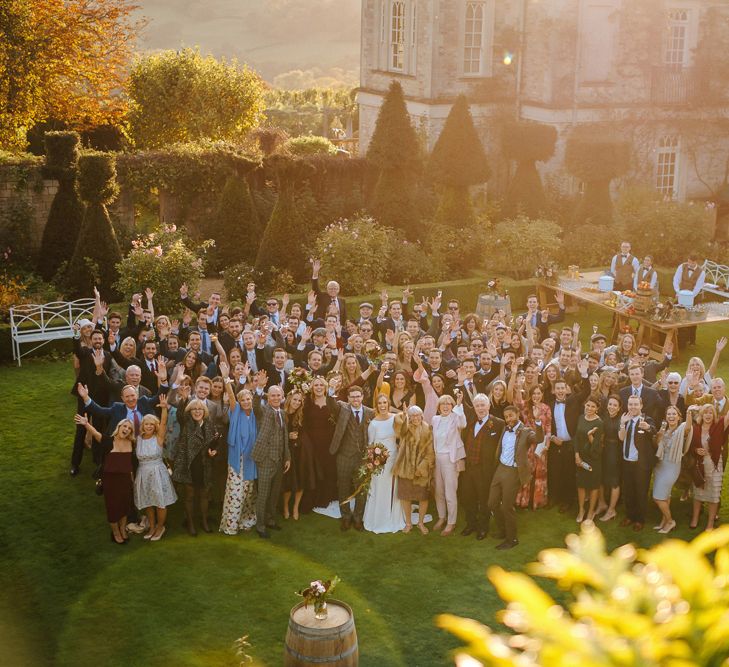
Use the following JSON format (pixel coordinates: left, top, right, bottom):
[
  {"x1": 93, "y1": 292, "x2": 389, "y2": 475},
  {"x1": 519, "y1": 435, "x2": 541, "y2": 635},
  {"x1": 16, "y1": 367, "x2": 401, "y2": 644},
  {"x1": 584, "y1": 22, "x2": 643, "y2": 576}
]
[
  {"x1": 303, "y1": 376, "x2": 337, "y2": 510},
  {"x1": 74, "y1": 415, "x2": 135, "y2": 545}
]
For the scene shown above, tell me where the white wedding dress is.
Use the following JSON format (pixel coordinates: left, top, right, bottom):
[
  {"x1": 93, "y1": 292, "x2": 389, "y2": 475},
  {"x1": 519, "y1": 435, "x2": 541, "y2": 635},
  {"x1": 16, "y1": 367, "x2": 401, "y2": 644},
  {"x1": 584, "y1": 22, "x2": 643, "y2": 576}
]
[{"x1": 363, "y1": 415, "x2": 406, "y2": 534}]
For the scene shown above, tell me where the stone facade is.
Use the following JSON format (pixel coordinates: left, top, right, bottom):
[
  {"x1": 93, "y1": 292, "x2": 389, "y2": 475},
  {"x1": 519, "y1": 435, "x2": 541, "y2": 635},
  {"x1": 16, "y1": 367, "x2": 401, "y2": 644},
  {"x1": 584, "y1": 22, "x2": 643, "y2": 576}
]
[
  {"x1": 0, "y1": 171, "x2": 57, "y2": 249},
  {"x1": 359, "y1": 0, "x2": 729, "y2": 202}
]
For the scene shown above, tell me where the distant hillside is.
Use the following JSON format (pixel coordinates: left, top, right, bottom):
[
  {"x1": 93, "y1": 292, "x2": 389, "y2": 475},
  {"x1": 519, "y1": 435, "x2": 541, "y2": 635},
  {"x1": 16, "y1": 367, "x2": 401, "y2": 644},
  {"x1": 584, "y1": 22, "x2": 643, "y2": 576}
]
[{"x1": 134, "y1": 0, "x2": 361, "y2": 87}]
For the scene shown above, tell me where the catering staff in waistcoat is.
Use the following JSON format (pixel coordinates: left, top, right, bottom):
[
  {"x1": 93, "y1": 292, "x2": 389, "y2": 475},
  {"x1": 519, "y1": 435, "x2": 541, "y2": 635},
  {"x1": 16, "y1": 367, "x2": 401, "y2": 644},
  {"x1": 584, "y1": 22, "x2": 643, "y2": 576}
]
[
  {"x1": 633, "y1": 255, "x2": 659, "y2": 295},
  {"x1": 610, "y1": 241, "x2": 640, "y2": 291},
  {"x1": 673, "y1": 254, "x2": 705, "y2": 345}
]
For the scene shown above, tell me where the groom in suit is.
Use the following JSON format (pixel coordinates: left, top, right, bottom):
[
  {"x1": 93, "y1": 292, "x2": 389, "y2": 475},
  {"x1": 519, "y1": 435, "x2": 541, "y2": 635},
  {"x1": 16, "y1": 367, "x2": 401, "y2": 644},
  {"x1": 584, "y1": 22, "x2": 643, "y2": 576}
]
[{"x1": 328, "y1": 385, "x2": 375, "y2": 531}]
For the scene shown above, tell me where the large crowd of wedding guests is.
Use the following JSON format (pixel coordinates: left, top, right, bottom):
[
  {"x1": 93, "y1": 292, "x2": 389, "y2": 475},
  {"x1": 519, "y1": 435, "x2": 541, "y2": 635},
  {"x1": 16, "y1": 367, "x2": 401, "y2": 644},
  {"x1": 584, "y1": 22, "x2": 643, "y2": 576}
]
[{"x1": 70, "y1": 249, "x2": 729, "y2": 550}]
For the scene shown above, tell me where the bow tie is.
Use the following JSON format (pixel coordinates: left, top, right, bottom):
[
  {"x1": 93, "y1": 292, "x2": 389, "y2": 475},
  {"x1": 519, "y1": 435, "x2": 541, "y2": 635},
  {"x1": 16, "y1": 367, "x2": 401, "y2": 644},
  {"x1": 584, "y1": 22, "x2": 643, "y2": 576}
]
[
  {"x1": 506, "y1": 427, "x2": 515, "y2": 432},
  {"x1": 477, "y1": 419, "x2": 484, "y2": 425},
  {"x1": 556, "y1": 400, "x2": 566, "y2": 404}
]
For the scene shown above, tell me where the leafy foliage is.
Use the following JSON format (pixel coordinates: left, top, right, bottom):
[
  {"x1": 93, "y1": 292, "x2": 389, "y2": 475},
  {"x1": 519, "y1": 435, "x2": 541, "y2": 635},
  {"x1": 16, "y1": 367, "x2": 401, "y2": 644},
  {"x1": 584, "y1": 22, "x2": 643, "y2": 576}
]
[
  {"x1": 221, "y1": 261, "x2": 297, "y2": 302},
  {"x1": 560, "y1": 223, "x2": 614, "y2": 268},
  {"x1": 282, "y1": 135, "x2": 338, "y2": 156},
  {"x1": 65, "y1": 152, "x2": 122, "y2": 299},
  {"x1": 367, "y1": 81, "x2": 422, "y2": 237},
  {"x1": 502, "y1": 122, "x2": 557, "y2": 219},
  {"x1": 428, "y1": 96, "x2": 490, "y2": 189},
  {"x1": 0, "y1": 195, "x2": 35, "y2": 270},
  {"x1": 208, "y1": 174, "x2": 262, "y2": 271},
  {"x1": 114, "y1": 224, "x2": 210, "y2": 313},
  {"x1": 439, "y1": 522, "x2": 729, "y2": 666},
  {"x1": 263, "y1": 87, "x2": 357, "y2": 138},
  {"x1": 0, "y1": 0, "x2": 143, "y2": 151},
  {"x1": 489, "y1": 216, "x2": 562, "y2": 279},
  {"x1": 615, "y1": 188, "x2": 715, "y2": 265},
  {"x1": 313, "y1": 215, "x2": 392, "y2": 294},
  {"x1": 37, "y1": 132, "x2": 85, "y2": 280},
  {"x1": 126, "y1": 48, "x2": 265, "y2": 149}
]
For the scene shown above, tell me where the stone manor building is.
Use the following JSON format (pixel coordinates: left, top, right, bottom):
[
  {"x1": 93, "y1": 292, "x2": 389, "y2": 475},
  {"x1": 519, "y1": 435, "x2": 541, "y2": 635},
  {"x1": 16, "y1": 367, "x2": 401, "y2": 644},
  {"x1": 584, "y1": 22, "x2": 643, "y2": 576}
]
[{"x1": 357, "y1": 0, "x2": 729, "y2": 205}]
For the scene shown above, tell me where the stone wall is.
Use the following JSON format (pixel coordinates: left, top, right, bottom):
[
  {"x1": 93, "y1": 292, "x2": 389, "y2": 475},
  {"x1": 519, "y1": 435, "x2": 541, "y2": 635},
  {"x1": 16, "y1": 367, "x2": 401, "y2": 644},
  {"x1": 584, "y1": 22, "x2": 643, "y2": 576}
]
[
  {"x1": 0, "y1": 165, "x2": 135, "y2": 253},
  {"x1": 0, "y1": 171, "x2": 57, "y2": 249}
]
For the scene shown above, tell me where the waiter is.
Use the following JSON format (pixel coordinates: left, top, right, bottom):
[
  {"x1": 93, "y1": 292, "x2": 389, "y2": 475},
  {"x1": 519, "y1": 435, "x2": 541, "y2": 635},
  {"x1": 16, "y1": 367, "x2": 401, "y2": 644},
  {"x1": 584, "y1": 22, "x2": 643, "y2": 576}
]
[
  {"x1": 610, "y1": 241, "x2": 640, "y2": 291},
  {"x1": 633, "y1": 255, "x2": 659, "y2": 294},
  {"x1": 673, "y1": 254, "x2": 706, "y2": 345}
]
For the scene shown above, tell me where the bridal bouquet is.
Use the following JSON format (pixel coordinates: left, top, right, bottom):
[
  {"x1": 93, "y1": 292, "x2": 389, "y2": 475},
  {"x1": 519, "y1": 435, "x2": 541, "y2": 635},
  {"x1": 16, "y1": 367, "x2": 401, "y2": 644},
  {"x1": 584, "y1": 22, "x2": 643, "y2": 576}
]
[
  {"x1": 341, "y1": 442, "x2": 390, "y2": 504},
  {"x1": 288, "y1": 367, "x2": 313, "y2": 394}
]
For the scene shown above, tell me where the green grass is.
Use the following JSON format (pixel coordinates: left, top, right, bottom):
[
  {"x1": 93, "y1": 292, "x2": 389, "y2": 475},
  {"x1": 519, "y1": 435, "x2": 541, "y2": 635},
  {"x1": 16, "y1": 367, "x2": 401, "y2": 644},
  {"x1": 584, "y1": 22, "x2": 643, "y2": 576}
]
[{"x1": 1, "y1": 305, "x2": 727, "y2": 666}]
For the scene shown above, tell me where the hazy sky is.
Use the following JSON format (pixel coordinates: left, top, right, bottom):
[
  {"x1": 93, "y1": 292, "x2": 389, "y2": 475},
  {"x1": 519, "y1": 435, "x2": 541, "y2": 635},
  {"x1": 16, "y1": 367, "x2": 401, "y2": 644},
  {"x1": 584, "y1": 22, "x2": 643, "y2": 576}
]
[{"x1": 134, "y1": 0, "x2": 361, "y2": 87}]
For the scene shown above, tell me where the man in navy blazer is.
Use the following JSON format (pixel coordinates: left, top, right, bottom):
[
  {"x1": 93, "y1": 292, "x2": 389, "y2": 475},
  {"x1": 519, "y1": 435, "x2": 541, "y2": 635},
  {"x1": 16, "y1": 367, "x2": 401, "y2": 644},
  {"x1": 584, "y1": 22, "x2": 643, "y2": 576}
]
[
  {"x1": 619, "y1": 364, "x2": 662, "y2": 422},
  {"x1": 311, "y1": 258, "x2": 347, "y2": 322},
  {"x1": 77, "y1": 360, "x2": 168, "y2": 435}
]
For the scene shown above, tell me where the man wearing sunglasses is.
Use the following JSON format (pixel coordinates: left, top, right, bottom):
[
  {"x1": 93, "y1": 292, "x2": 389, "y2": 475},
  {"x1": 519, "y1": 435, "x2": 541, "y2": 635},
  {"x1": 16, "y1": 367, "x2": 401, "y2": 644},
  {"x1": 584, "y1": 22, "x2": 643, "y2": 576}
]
[{"x1": 632, "y1": 340, "x2": 673, "y2": 384}]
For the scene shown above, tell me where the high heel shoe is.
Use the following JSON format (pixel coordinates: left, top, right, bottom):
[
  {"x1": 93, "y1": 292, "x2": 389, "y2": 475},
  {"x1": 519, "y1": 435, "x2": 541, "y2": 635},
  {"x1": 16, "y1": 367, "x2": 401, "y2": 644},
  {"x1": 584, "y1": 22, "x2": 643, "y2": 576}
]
[{"x1": 658, "y1": 520, "x2": 676, "y2": 534}]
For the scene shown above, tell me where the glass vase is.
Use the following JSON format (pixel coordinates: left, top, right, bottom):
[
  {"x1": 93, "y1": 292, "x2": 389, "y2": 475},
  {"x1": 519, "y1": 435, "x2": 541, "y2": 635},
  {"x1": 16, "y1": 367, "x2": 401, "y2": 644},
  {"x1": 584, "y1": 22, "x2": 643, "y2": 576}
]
[{"x1": 314, "y1": 600, "x2": 328, "y2": 620}]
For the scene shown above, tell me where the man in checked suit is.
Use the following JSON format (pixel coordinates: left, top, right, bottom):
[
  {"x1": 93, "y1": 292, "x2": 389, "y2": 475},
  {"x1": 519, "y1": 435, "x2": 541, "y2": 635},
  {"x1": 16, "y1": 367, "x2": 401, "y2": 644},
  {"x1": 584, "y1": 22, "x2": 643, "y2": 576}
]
[
  {"x1": 328, "y1": 385, "x2": 375, "y2": 532},
  {"x1": 251, "y1": 380, "x2": 291, "y2": 539}
]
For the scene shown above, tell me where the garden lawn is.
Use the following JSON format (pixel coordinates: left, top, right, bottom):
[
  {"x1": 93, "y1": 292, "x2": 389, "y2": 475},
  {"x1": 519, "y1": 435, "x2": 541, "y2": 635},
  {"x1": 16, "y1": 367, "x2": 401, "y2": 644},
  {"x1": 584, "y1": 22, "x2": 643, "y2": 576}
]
[{"x1": 1, "y1": 306, "x2": 727, "y2": 667}]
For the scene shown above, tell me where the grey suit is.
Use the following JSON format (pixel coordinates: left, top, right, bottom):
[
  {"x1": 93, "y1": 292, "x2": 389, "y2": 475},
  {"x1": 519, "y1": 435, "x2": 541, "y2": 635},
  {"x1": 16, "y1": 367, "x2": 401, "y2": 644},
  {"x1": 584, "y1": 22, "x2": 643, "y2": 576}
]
[
  {"x1": 328, "y1": 398, "x2": 374, "y2": 521},
  {"x1": 251, "y1": 392, "x2": 290, "y2": 530}
]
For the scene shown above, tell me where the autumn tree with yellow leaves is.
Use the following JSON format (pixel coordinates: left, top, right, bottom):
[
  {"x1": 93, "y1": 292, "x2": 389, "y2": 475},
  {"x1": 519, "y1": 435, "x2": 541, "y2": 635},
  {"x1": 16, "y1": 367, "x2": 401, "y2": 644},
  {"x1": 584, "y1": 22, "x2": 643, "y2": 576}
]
[{"x1": 0, "y1": 0, "x2": 143, "y2": 151}]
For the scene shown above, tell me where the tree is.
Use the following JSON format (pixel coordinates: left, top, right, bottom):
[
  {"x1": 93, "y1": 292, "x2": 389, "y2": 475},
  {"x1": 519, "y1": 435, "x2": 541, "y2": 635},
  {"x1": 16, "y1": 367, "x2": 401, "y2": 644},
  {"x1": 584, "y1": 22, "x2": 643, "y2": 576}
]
[
  {"x1": 37, "y1": 131, "x2": 85, "y2": 280},
  {"x1": 565, "y1": 125, "x2": 630, "y2": 226},
  {"x1": 501, "y1": 121, "x2": 557, "y2": 218},
  {"x1": 0, "y1": 0, "x2": 143, "y2": 151},
  {"x1": 209, "y1": 164, "x2": 262, "y2": 270},
  {"x1": 126, "y1": 48, "x2": 266, "y2": 149},
  {"x1": 254, "y1": 157, "x2": 316, "y2": 282},
  {"x1": 427, "y1": 95, "x2": 490, "y2": 228},
  {"x1": 66, "y1": 152, "x2": 122, "y2": 299},
  {"x1": 440, "y1": 523, "x2": 729, "y2": 666},
  {"x1": 366, "y1": 81, "x2": 422, "y2": 238}
]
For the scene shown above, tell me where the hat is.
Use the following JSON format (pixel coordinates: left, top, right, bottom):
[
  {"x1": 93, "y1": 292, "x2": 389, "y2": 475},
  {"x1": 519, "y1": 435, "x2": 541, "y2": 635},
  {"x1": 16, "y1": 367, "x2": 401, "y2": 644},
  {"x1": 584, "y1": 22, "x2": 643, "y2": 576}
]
[
  {"x1": 591, "y1": 333, "x2": 607, "y2": 342},
  {"x1": 312, "y1": 327, "x2": 327, "y2": 337},
  {"x1": 76, "y1": 318, "x2": 94, "y2": 328},
  {"x1": 359, "y1": 302, "x2": 374, "y2": 310}
]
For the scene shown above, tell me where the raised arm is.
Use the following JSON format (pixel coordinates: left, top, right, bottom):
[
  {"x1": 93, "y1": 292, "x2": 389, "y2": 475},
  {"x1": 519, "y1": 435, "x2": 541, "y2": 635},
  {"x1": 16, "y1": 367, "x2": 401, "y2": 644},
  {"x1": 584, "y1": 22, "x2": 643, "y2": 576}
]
[
  {"x1": 156, "y1": 393, "x2": 169, "y2": 446},
  {"x1": 708, "y1": 337, "x2": 727, "y2": 379},
  {"x1": 73, "y1": 414, "x2": 103, "y2": 442}
]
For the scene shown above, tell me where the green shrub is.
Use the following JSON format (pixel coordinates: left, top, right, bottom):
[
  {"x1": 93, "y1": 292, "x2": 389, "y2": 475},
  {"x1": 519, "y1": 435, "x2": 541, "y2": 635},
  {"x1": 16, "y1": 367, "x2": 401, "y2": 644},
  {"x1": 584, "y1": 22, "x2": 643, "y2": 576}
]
[
  {"x1": 313, "y1": 215, "x2": 392, "y2": 294},
  {"x1": 65, "y1": 152, "x2": 123, "y2": 299},
  {"x1": 367, "y1": 81, "x2": 422, "y2": 238},
  {"x1": 386, "y1": 236, "x2": 449, "y2": 285},
  {"x1": 501, "y1": 121, "x2": 557, "y2": 219},
  {"x1": 560, "y1": 223, "x2": 614, "y2": 267},
  {"x1": 565, "y1": 126, "x2": 630, "y2": 226},
  {"x1": 0, "y1": 196, "x2": 35, "y2": 270},
  {"x1": 615, "y1": 187, "x2": 714, "y2": 265},
  {"x1": 38, "y1": 131, "x2": 85, "y2": 280},
  {"x1": 114, "y1": 224, "x2": 210, "y2": 313},
  {"x1": 440, "y1": 523, "x2": 729, "y2": 666},
  {"x1": 222, "y1": 261, "x2": 297, "y2": 301},
  {"x1": 282, "y1": 135, "x2": 338, "y2": 156},
  {"x1": 490, "y1": 215, "x2": 562, "y2": 279},
  {"x1": 427, "y1": 95, "x2": 490, "y2": 229},
  {"x1": 209, "y1": 173, "x2": 261, "y2": 270}
]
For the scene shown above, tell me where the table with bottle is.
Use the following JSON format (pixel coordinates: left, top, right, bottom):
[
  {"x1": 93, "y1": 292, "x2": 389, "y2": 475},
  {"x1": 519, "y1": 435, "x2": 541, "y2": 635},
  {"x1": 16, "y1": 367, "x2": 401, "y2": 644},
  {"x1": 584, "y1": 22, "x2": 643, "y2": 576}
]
[{"x1": 536, "y1": 270, "x2": 729, "y2": 360}]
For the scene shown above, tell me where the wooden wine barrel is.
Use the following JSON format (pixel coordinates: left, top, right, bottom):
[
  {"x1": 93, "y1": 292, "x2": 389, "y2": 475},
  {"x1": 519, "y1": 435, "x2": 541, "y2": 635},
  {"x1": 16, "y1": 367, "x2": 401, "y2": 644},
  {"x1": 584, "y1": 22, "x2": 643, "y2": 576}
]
[
  {"x1": 475, "y1": 294, "x2": 512, "y2": 320},
  {"x1": 284, "y1": 599, "x2": 358, "y2": 666}
]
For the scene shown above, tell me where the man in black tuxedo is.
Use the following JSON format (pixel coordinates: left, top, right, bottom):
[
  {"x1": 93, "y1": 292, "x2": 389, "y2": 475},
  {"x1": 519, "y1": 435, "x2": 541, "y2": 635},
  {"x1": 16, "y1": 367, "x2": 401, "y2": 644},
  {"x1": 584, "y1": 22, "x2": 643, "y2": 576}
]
[
  {"x1": 70, "y1": 329, "x2": 113, "y2": 476},
  {"x1": 376, "y1": 289, "x2": 411, "y2": 334},
  {"x1": 179, "y1": 283, "x2": 222, "y2": 331},
  {"x1": 311, "y1": 258, "x2": 347, "y2": 323},
  {"x1": 454, "y1": 359, "x2": 481, "y2": 415},
  {"x1": 219, "y1": 317, "x2": 244, "y2": 355},
  {"x1": 461, "y1": 394, "x2": 505, "y2": 540},
  {"x1": 547, "y1": 366, "x2": 590, "y2": 512},
  {"x1": 618, "y1": 395, "x2": 656, "y2": 531},
  {"x1": 140, "y1": 340, "x2": 162, "y2": 393},
  {"x1": 619, "y1": 365, "x2": 662, "y2": 422},
  {"x1": 258, "y1": 346, "x2": 291, "y2": 392}
]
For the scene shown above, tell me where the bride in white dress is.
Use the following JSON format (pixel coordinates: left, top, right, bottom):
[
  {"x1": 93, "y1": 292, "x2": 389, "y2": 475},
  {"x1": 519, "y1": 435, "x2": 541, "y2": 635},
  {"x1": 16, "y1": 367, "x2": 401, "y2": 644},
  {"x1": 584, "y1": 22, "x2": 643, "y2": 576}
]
[{"x1": 363, "y1": 393, "x2": 406, "y2": 534}]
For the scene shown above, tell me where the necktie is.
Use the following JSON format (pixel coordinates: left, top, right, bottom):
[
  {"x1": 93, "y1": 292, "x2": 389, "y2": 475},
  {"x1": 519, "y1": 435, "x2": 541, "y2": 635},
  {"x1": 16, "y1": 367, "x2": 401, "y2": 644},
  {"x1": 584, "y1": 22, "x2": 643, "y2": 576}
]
[
  {"x1": 133, "y1": 410, "x2": 140, "y2": 436},
  {"x1": 355, "y1": 411, "x2": 361, "y2": 424},
  {"x1": 467, "y1": 381, "x2": 473, "y2": 394},
  {"x1": 276, "y1": 409, "x2": 283, "y2": 428},
  {"x1": 556, "y1": 400, "x2": 565, "y2": 405},
  {"x1": 633, "y1": 387, "x2": 639, "y2": 397},
  {"x1": 477, "y1": 419, "x2": 483, "y2": 425},
  {"x1": 201, "y1": 331, "x2": 209, "y2": 353},
  {"x1": 624, "y1": 421, "x2": 633, "y2": 459}
]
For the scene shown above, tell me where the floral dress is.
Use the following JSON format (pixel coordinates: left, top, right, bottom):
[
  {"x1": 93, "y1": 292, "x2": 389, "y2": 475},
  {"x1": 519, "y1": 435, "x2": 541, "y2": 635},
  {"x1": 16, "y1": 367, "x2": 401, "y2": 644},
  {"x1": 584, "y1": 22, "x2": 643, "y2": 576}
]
[{"x1": 515, "y1": 402, "x2": 552, "y2": 509}]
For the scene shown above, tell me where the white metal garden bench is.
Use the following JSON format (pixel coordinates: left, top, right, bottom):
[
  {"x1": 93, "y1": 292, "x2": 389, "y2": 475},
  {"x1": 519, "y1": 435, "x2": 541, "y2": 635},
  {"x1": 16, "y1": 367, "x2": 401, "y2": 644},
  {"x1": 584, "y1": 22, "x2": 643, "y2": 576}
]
[
  {"x1": 702, "y1": 260, "x2": 729, "y2": 301},
  {"x1": 10, "y1": 299, "x2": 95, "y2": 366}
]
